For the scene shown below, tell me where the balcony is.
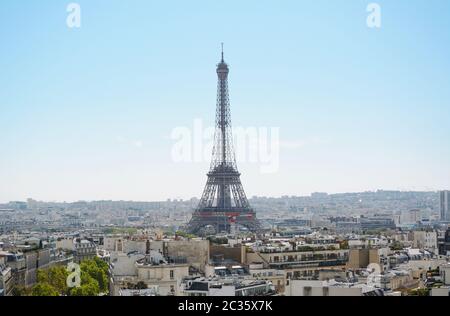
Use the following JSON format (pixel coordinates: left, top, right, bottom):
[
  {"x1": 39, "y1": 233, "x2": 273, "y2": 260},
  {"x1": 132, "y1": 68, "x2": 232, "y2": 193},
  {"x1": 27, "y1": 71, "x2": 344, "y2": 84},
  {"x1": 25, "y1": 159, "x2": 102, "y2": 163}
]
[{"x1": 268, "y1": 258, "x2": 348, "y2": 269}]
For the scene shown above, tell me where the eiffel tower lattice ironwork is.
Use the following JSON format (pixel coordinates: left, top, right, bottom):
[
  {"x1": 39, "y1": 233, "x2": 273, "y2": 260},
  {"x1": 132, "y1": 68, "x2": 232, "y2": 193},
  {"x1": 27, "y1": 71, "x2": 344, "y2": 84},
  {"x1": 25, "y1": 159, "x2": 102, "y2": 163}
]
[{"x1": 187, "y1": 46, "x2": 261, "y2": 234}]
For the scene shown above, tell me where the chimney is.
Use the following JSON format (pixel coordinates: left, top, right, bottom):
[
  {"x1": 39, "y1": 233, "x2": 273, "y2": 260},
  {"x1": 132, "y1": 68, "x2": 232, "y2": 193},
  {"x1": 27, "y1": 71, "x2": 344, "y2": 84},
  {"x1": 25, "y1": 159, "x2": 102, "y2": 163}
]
[{"x1": 146, "y1": 240, "x2": 150, "y2": 255}]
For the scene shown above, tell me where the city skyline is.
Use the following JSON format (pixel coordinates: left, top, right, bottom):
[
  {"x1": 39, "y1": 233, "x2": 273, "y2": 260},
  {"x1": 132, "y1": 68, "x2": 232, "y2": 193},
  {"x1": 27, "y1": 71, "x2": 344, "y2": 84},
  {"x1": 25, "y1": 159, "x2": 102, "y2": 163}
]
[
  {"x1": 1, "y1": 0, "x2": 450, "y2": 202},
  {"x1": 0, "y1": 189, "x2": 446, "y2": 205}
]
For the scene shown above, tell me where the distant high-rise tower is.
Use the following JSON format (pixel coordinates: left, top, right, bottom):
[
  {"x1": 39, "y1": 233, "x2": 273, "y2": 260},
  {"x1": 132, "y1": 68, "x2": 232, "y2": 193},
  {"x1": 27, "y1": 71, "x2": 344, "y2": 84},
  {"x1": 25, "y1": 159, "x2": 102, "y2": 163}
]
[
  {"x1": 441, "y1": 191, "x2": 450, "y2": 222},
  {"x1": 187, "y1": 46, "x2": 261, "y2": 235}
]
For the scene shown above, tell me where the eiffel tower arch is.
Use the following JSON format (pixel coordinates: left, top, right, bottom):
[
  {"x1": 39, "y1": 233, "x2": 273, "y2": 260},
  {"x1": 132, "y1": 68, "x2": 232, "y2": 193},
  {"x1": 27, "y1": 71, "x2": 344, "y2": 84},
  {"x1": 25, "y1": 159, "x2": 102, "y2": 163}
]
[{"x1": 187, "y1": 46, "x2": 261, "y2": 235}]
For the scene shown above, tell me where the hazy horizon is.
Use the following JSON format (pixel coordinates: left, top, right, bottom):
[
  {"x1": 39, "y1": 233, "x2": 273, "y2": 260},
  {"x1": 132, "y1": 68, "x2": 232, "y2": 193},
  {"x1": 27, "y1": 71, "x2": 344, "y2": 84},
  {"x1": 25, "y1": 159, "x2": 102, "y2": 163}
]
[{"x1": 1, "y1": 189, "x2": 444, "y2": 205}]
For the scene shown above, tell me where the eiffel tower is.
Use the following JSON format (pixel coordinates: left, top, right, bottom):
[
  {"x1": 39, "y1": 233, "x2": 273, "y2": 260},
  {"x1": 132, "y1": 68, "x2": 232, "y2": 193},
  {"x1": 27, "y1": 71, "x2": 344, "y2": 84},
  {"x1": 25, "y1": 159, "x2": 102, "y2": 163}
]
[{"x1": 187, "y1": 46, "x2": 261, "y2": 235}]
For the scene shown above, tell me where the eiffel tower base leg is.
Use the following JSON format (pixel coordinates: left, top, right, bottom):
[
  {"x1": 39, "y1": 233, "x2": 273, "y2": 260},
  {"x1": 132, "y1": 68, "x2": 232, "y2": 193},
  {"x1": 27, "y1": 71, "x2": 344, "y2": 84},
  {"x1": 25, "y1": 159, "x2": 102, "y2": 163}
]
[{"x1": 187, "y1": 212, "x2": 261, "y2": 235}]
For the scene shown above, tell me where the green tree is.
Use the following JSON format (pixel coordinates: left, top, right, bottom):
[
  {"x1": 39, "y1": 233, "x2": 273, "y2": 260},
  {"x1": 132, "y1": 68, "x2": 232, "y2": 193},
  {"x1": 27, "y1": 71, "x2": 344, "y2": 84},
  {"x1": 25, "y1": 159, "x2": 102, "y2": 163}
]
[
  {"x1": 409, "y1": 288, "x2": 430, "y2": 296},
  {"x1": 36, "y1": 269, "x2": 49, "y2": 283},
  {"x1": 70, "y1": 276, "x2": 100, "y2": 296},
  {"x1": 93, "y1": 257, "x2": 109, "y2": 274},
  {"x1": 71, "y1": 272, "x2": 100, "y2": 296},
  {"x1": 390, "y1": 241, "x2": 404, "y2": 251},
  {"x1": 31, "y1": 283, "x2": 59, "y2": 296},
  {"x1": 80, "y1": 258, "x2": 109, "y2": 293},
  {"x1": 68, "y1": 258, "x2": 110, "y2": 296},
  {"x1": 207, "y1": 236, "x2": 228, "y2": 245},
  {"x1": 37, "y1": 266, "x2": 69, "y2": 295},
  {"x1": 176, "y1": 231, "x2": 197, "y2": 239}
]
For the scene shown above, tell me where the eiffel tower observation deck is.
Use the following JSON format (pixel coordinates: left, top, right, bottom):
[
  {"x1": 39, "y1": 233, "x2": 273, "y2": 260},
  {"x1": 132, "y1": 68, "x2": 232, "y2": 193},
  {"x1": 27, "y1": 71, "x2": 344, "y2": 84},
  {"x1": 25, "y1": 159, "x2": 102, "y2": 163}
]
[{"x1": 187, "y1": 46, "x2": 261, "y2": 235}]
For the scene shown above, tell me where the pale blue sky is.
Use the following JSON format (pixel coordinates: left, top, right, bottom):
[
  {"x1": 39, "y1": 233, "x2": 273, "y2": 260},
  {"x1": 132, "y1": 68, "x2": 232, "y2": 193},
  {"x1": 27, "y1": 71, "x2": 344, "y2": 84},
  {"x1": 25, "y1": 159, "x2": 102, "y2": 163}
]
[{"x1": 1, "y1": 0, "x2": 450, "y2": 202}]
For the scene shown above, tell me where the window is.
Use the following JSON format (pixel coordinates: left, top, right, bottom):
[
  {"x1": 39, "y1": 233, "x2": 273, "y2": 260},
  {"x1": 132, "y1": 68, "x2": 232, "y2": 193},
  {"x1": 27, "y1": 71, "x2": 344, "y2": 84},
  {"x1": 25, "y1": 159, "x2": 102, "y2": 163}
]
[{"x1": 170, "y1": 270, "x2": 174, "y2": 280}]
